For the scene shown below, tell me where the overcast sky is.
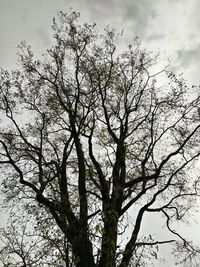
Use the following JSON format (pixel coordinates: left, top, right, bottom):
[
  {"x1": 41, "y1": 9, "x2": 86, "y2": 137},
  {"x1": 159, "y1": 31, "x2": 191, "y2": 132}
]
[
  {"x1": 1, "y1": 0, "x2": 200, "y2": 84},
  {"x1": 1, "y1": 0, "x2": 200, "y2": 266}
]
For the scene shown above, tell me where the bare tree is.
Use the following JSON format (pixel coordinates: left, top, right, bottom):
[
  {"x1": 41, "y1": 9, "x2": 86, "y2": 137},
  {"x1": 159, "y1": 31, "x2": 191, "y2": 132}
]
[{"x1": 0, "y1": 11, "x2": 200, "y2": 267}]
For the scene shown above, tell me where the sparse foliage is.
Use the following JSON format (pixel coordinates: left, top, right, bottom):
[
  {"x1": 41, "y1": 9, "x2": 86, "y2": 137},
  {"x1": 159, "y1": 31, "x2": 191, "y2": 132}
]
[{"x1": 1, "y1": 11, "x2": 200, "y2": 267}]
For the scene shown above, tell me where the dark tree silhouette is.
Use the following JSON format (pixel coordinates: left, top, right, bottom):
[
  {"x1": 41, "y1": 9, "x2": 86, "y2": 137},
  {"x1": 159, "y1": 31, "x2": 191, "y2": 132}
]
[{"x1": 0, "y1": 11, "x2": 200, "y2": 267}]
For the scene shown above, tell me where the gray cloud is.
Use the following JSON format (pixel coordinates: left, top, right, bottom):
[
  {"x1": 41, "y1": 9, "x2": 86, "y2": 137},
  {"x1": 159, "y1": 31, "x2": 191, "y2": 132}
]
[
  {"x1": 176, "y1": 43, "x2": 200, "y2": 68},
  {"x1": 120, "y1": 0, "x2": 156, "y2": 35},
  {"x1": 69, "y1": 0, "x2": 157, "y2": 38},
  {"x1": 35, "y1": 28, "x2": 51, "y2": 48},
  {"x1": 147, "y1": 33, "x2": 165, "y2": 42}
]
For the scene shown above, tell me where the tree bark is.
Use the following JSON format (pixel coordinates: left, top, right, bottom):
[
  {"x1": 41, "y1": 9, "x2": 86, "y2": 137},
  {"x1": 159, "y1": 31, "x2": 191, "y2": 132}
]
[{"x1": 98, "y1": 205, "x2": 119, "y2": 267}]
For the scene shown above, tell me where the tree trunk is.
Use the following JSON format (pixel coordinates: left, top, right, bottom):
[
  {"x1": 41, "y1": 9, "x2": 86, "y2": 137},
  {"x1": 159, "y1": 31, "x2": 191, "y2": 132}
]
[
  {"x1": 74, "y1": 243, "x2": 95, "y2": 267},
  {"x1": 98, "y1": 208, "x2": 119, "y2": 267}
]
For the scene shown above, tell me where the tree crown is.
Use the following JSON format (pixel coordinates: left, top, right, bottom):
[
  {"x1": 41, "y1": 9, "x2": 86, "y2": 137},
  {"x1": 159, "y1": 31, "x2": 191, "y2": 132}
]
[{"x1": 0, "y1": 11, "x2": 200, "y2": 267}]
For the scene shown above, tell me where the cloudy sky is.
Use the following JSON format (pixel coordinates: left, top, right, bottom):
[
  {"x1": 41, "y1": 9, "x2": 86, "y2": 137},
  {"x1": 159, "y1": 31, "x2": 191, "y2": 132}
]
[
  {"x1": 1, "y1": 0, "x2": 200, "y2": 85},
  {"x1": 1, "y1": 0, "x2": 200, "y2": 266}
]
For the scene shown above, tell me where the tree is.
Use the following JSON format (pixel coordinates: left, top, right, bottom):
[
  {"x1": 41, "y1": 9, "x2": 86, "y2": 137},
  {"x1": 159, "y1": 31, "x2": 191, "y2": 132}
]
[{"x1": 0, "y1": 11, "x2": 200, "y2": 267}]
